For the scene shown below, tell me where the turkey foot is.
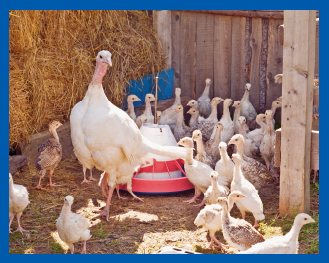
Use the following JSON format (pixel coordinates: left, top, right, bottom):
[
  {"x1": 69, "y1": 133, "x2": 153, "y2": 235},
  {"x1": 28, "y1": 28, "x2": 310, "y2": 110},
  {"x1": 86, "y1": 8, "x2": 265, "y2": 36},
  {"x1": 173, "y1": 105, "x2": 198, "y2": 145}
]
[
  {"x1": 33, "y1": 185, "x2": 46, "y2": 190},
  {"x1": 14, "y1": 226, "x2": 29, "y2": 234},
  {"x1": 88, "y1": 176, "x2": 97, "y2": 182},
  {"x1": 253, "y1": 219, "x2": 259, "y2": 229},
  {"x1": 127, "y1": 189, "x2": 144, "y2": 202},
  {"x1": 46, "y1": 182, "x2": 61, "y2": 187},
  {"x1": 80, "y1": 240, "x2": 87, "y2": 254},
  {"x1": 81, "y1": 179, "x2": 91, "y2": 184},
  {"x1": 183, "y1": 196, "x2": 199, "y2": 204},
  {"x1": 193, "y1": 197, "x2": 205, "y2": 207},
  {"x1": 116, "y1": 185, "x2": 126, "y2": 200},
  {"x1": 92, "y1": 208, "x2": 108, "y2": 219}
]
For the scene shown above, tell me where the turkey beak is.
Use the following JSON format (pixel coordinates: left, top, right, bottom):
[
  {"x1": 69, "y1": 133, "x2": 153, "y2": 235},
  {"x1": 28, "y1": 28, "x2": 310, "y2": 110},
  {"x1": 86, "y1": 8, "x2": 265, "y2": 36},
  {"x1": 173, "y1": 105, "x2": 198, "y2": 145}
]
[
  {"x1": 107, "y1": 57, "x2": 112, "y2": 67},
  {"x1": 187, "y1": 109, "x2": 191, "y2": 114},
  {"x1": 228, "y1": 139, "x2": 233, "y2": 145},
  {"x1": 136, "y1": 98, "x2": 141, "y2": 101},
  {"x1": 310, "y1": 218, "x2": 316, "y2": 223}
]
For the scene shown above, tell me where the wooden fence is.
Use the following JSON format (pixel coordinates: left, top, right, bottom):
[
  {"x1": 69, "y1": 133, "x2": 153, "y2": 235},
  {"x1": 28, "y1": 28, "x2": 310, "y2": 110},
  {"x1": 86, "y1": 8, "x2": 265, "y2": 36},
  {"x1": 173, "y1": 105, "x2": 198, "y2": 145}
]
[{"x1": 153, "y1": 10, "x2": 319, "y2": 122}]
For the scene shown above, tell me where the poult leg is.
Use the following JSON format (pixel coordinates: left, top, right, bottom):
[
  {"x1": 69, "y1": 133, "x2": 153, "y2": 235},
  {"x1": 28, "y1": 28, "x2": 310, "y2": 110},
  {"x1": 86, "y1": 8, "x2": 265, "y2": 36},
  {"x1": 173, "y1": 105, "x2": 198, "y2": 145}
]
[
  {"x1": 126, "y1": 180, "x2": 144, "y2": 202},
  {"x1": 88, "y1": 167, "x2": 97, "y2": 182},
  {"x1": 80, "y1": 240, "x2": 87, "y2": 254},
  {"x1": 47, "y1": 171, "x2": 61, "y2": 187},
  {"x1": 69, "y1": 243, "x2": 74, "y2": 254},
  {"x1": 14, "y1": 213, "x2": 28, "y2": 233},
  {"x1": 313, "y1": 170, "x2": 319, "y2": 182},
  {"x1": 81, "y1": 166, "x2": 91, "y2": 184},
  {"x1": 34, "y1": 170, "x2": 46, "y2": 190},
  {"x1": 9, "y1": 215, "x2": 15, "y2": 233}
]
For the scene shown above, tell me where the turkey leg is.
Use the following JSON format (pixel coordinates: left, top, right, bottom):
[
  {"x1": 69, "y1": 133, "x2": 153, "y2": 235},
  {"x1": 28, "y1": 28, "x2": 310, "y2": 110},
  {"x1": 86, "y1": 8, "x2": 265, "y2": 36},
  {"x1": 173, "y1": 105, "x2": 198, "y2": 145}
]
[
  {"x1": 47, "y1": 171, "x2": 61, "y2": 187},
  {"x1": 9, "y1": 215, "x2": 14, "y2": 233},
  {"x1": 81, "y1": 166, "x2": 91, "y2": 184},
  {"x1": 14, "y1": 213, "x2": 28, "y2": 233}
]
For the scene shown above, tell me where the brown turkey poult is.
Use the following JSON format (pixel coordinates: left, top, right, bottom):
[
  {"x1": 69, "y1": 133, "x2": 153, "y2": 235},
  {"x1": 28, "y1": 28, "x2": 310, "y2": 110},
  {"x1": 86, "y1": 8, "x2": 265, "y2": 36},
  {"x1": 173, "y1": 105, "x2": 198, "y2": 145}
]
[{"x1": 35, "y1": 121, "x2": 63, "y2": 190}]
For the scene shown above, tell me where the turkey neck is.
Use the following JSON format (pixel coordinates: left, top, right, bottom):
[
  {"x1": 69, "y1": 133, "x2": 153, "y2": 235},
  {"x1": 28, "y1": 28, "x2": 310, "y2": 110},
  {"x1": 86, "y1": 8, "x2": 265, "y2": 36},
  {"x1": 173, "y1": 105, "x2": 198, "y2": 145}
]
[
  {"x1": 127, "y1": 100, "x2": 134, "y2": 113},
  {"x1": 201, "y1": 83, "x2": 211, "y2": 97},
  {"x1": 222, "y1": 102, "x2": 231, "y2": 121},
  {"x1": 241, "y1": 90, "x2": 250, "y2": 102},
  {"x1": 220, "y1": 201, "x2": 230, "y2": 224},
  {"x1": 212, "y1": 129, "x2": 222, "y2": 145},
  {"x1": 185, "y1": 148, "x2": 194, "y2": 165},
  {"x1": 232, "y1": 160, "x2": 243, "y2": 184},
  {"x1": 144, "y1": 100, "x2": 153, "y2": 117},
  {"x1": 176, "y1": 111, "x2": 186, "y2": 128},
  {"x1": 49, "y1": 127, "x2": 60, "y2": 142},
  {"x1": 220, "y1": 148, "x2": 230, "y2": 166},
  {"x1": 195, "y1": 138, "x2": 206, "y2": 156},
  {"x1": 285, "y1": 221, "x2": 304, "y2": 243},
  {"x1": 175, "y1": 92, "x2": 181, "y2": 105},
  {"x1": 239, "y1": 123, "x2": 247, "y2": 138},
  {"x1": 256, "y1": 118, "x2": 267, "y2": 133},
  {"x1": 266, "y1": 117, "x2": 273, "y2": 136},
  {"x1": 233, "y1": 107, "x2": 241, "y2": 123},
  {"x1": 90, "y1": 61, "x2": 108, "y2": 86},
  {"x1": 207, "y1": 103, "x2": 218, "y2": 121},
  {"x1": 236, "y1": 142, "x2": 244, "y2": 157},
  {"x1": 60, "y1": 204, "x2": 72, "y2": 221},
  {"x1": 9, "y1": 179, "x2": 14, "y2": 196},
  {"x1": 228, "y1": 195, "x2": 237, "y2": 212}
]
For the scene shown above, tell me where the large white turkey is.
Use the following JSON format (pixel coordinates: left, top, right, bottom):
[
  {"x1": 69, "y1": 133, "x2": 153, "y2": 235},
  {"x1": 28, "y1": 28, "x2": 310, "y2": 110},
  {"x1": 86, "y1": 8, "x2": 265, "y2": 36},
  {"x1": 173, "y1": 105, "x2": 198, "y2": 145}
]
[{"x1": 72, "y1": 50, "x2": 188, "y2": 221}]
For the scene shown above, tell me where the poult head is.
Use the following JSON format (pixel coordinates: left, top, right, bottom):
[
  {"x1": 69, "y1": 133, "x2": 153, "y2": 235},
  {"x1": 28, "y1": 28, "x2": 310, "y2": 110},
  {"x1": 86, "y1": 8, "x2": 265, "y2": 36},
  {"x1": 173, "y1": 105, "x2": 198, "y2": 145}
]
[
  {"x1": 49, "y1": 121, "x2": 63, "y2": 130},
  {"x1": 233, "y1": 101, "x2": 241, "y2": 108},
  {"x1": 187, "y1": 100, "x2": 198, "y2": 108},
  {"x1": 238, "y1": 116, "x2": 246, "y2": 125},
  {"x1": 96, "y1": 50, "x2": 112, "y2": 66},
  {"x1": 127, "y1": 95, "x2": 141, "y2": 102},
  {"x1": 177, "y1": 137, "x2": 194, "y2": 148},
  {"x1": 187, "y1": 107, "x2": 199, "y2": 116},
  {"x1": 210, "y1": 171, "x2": 219, "y2": 181},
  {"x1": 224, "y1": 98, "x2": 233, "y2": 106},
  {"x1": 272, "y1": 100, "x2": 282, "y2": 109},
  {"x1": 64, "y1": 196, "x2": 74, "y2": 206},
  {"x1": 205, "y1": 78, "x2": 212, "y2": 85},
  {"x1": 229, "y1": 190, "x2": 246, "y2": 200},
  {"x1": 256, "y1": 113, "x2": 266, "y2": 123},
  {"x1": 216, "y1": 197, "x2": 228, "y2": 208},
  {"x1": 175, "y1": 88, "x2": 181, "y2": 96},
  {"x1": 231, "y1": 153, "x2": 242, "y2": 165},
  {"x1": 265, "y1": 110, "x2": 273, "y2": 119},
  {"x1": 228, "y1": 134, "x2": 244, "y2": 146},
  {"x1": 156, "y1": 111, "x2": 162, "y2": 122},
  {"x1": 218, "y1": 141, "x2": 227, "y2": 151},
  {"x1": 174, "y1": 104, "x2": 184, "y2": 113},
  {"x1": 194, "y1": 210, "x2": 206, "y2": 226},
  {"x1": 192, "y1": 130, "x2": 202, "y2": 141},
  {"x1": 211, "y1": 97, "x2": 224, "y2": 106},
  {"x1": 245, "y1": 83, "x2": 251, "y2": 92},
  {"x1": 294, "y1": 213, "x2": 316, "y2": 226},
  {"x1": 215, "y1": 123, "x2": 224, "y2": 132},
  {"x1": 275, "y1": 96, "x2": 282, "y2": 101},
  {"x1": 145, "y1": 94, "x2": 156, "y2": 102}
]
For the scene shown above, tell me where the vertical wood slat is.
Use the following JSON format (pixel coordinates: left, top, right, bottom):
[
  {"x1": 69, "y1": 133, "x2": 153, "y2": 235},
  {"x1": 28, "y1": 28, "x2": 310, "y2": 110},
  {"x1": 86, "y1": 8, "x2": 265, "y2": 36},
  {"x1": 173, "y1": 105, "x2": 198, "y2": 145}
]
[
  {"x1": 171, "y1": 11, "x2": 181, "y2": 90},
  {"x1": 315, "y1": 19, "x2": 319, "y2": 75},
  {"x1": 180, "y1": 11, "x2": 197, "y2": 99},
  {"x1": 279, "y1": 10, "x2": 316, "y2": 217},
  {"x1": 259, "y1": 18, "x2": 269, "y2": 113},
  {"x1": 249, "y1": 17, "x2": 262, "y2": 112},
  {"x1": 153, "y1": 11, "x2": 172, "y2": 70},
  {"x1": 214, "y1": 15, "x2": 232, "y2": 117},
  {"x1": 230, "y1": 16, "x2": 246, "y2": 102},
  {"x1": 266, "y1": 19, "x2": 284, "y2": 124},
  {"x1": 196, "y1": 13, "x2": 215, "y2": 98}
]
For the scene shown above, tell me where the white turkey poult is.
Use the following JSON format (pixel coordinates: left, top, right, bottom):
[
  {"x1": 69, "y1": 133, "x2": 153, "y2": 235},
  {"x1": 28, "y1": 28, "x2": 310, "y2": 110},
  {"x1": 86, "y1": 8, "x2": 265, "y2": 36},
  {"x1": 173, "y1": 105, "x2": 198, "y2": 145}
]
[
  {"x1": 246, "y1": 114, "x2": 266, "y2": 148},
  {"x1": 192, "y1": 129, "x2": 216, "y2": 169},
  {"x1": 158, "y1": 88, "x2": 181, "y2": 131},
  {"x1": 239, "y1": 213, "x2": 315, "y2": 254},
  {"x1": 240, "y1": 83, "x2": 258, "y2": 130},
  {"x1": 187, "y1": 107, "x2": 202, "y2": 128},
  {"x1": 56, "y1": 196, "x2": 91, "y2": 254},
  {"x1": 187, "y1": 100, "x2": 205, "y2": 126},
  {"x1": 204, "y1": 97, "x2": 223, "y2": 124},
  {"x1": 9, "y1": 173, "x2": 30, "y2": 234},
  {"x1": 174, "y1": 104, "x2": 193, "y2": 141},
  {"x1": 204, "y1": 123, "x2": 223, "y2": 162},
  {"x1": 215, "y1": 142, "x2": 235, "y2": 188},
  {"x1": 231, "y1": 154, "x2": 265, "y2": 228},
  {"x1": 194, "y1": 191, "x2": 246, "y2": 249},
  {"x1": 233, "y1": 100, "x2": 249, "y2": 134},
  {"x1": 197, "y1": 78, "x2": 212, "y2": 118},
  {"x1": 125, "y1": 95, "x2": 141, "y2": 121},
  {"x1": 260, "y1": 110, "x2": 276, "y2": 170},
  {"x1": 135, "y1": 93, "x2": 156, "y2": 127},
  {"x1": 73, "y1": 50, "x2": 188, "y2": 221},
  {"x1": 238, "y1": 116, "x2": 259, "y2": 158}
]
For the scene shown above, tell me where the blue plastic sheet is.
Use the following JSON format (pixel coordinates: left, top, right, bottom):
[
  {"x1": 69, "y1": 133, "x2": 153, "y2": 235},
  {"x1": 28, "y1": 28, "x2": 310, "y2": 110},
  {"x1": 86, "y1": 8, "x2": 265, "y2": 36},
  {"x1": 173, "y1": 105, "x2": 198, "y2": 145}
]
[{"x1": 122, "y1": 68, "x2": 174, "y2": 110}]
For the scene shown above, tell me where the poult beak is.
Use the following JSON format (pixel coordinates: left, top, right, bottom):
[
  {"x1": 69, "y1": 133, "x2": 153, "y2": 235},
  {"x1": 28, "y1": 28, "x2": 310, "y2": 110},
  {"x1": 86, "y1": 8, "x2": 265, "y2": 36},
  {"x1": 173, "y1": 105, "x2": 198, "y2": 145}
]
[
  {"x1": 228, "y1": 139, "x2": 233, "y2": 145},
  {"x1": 136, "y1": 98, "x2": 141, "y2": 101},
  {"x1": 108, "y1": 58, "x2": 112, "y2": 67}
]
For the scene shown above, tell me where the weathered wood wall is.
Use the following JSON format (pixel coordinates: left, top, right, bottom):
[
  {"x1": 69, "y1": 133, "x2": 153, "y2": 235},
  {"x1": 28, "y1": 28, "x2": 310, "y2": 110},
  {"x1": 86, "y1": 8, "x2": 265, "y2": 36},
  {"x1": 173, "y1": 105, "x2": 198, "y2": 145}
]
[{"x1": 154, "y1": 10, "x2": 319, "y2": 122}]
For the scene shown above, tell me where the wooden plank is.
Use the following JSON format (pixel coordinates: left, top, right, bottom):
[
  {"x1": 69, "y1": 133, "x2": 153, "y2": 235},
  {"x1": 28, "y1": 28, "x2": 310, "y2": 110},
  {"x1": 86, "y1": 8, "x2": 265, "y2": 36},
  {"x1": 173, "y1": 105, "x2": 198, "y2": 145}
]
[
  {"x1": 179, "y1": 11, "x2": 197, "y2": 99},
  {"x1": 259, "y1": 18, "x2": 269, "y2": 113},
  {"x1": 214, "y1": 15, "x2": 232, "y2": 117},
  {"x1": 279, "y1": 10, "x2": 316, "y2": 217},
  {"x1": 179, "y1": 10, "x2": 319, "y2": 19},
  {"x1": 244, "y1": 17, "x2": 252, "y2": 85},
  {"x1": 230, "y1": 16, "x2": 246, "y2": 102},
  {"x1": 266, "y1": 19, "x2": 284, "y2": 125},
  {"x1": 315, "y1": 19, "x2": 319, "y2": 75},
  {"x1": 171, "y1": 11, "x2": 181, "y2": 90},
  {"x1": 249, "y1": 17, "x2": 263, "y2": 113},
  {"x1": 153, "y1": 11, "x2": 172, "y2": 70},
  {"x1": 196, "y1": 13, "x2": 214, "y2": 99}
]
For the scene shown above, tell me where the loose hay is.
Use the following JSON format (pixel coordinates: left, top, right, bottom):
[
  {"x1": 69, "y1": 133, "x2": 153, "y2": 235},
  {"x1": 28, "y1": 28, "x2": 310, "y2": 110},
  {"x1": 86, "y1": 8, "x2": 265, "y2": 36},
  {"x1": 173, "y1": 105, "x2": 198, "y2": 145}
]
[{"x1": 9, "y1": 10, "x2": 166, "y2": 150}]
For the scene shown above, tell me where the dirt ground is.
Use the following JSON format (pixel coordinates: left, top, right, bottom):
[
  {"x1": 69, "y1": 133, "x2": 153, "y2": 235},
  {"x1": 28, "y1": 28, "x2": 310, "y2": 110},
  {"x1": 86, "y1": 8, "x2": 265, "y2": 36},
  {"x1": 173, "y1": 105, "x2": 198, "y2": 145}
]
[{"x1": 9, "y1": 157, "x2": 319, "y2": 254}]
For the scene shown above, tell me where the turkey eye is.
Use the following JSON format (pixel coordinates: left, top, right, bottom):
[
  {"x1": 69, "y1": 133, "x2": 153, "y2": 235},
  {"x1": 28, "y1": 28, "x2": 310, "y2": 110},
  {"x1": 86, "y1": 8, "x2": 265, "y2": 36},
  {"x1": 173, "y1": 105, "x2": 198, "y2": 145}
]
[
  {"x1": 100, "y1": 55, "x2": 103, "y2": 59},
  {"x1": 304, "y1": 218, "x2": 307, "y2": 220},
  {"x1": 237, "y1": 195, "x2": 239, "y2": 197},
  {"x1": 235, "y1": 139, "x2": 238, "y2": 141}
]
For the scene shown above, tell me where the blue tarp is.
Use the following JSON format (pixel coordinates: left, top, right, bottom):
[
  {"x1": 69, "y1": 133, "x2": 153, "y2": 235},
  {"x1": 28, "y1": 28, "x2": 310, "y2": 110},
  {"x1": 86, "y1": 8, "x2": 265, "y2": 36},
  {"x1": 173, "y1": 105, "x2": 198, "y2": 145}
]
[{"x1": 122, "y1": 68, "x2": 174, "y2": 110}]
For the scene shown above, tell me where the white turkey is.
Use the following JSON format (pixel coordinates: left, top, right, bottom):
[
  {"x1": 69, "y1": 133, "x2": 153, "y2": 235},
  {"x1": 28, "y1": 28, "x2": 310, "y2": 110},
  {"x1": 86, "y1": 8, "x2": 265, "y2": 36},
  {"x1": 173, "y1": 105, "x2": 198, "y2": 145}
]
[
  {"x1": 74, "y1": 50, "x2": 188, "y2": 221},
  {"x1": 194, "y1": 191, "x2": 245, "y2": 249},
  {"x1": 239, "y1": 213, "x2": 315, "y2": 254},
  {"x1": 217, "y1": 197, "x2": 265, "y2": 251},
  {"x1": 125, "y1": 95, "x2": 141, "y2": 121},
  {"x1": 187, "y1": 107, "x2": 202, "y2": 127},
  {"x1": 238, "y1": 116, "x2": 259, "y2": 158},
  {"x1": 210, "y1": 98, "x2": 234, "y2": 144},
  {"x1": 240, "y1": 83, "x2": 257, "y2": 121},
  {"x1": 9, "y1": 173, "x2": 29, "y2": 234},
  {"x1": 228, "y1": 134, "x2": 273, "y2": 191},
  {"x1": 192, "y1": 129, "x2": 216, "y2": 169},
  {"x1": 233, "y1": 100, "x2": 249, "y2": 134},
  {"x1": 260, "y1": 110, "x2": 276, "y2": 170},
  {"x1": 246, "y1": 114, "x2": 266, "y2": 148},
  {"x1": 35, "y1": 121, "x2": 63, "y2": 189},
  {"x1": 269, "y1": 99, "x2": 282, "y2": 128},
  {"x1": 158, "y1": 88, "x2": 181, "y2": 131},
  {"x1": 197, "y1": 78, "x2": 212, "y2": 118},
  {"x1": 174, "y1": 104, "x2": 193, "y2": 141},
  {"x1": 204, "y1": 97, "x2": 223, "y2": 124},
  {"x1": 135, "y1": 93, "x2": 156, "y2": 126},
  {"x1": 187, "y1": 100, "x2": 205, "y2": 126},
  {"x1": 230, "y1": 154, "x2": 265, "y2": 228},
  {"x1": 215, "y1": 142, "x2": 234, "y2": 188},
  {"x1": 56, "y1": 196, "x2": 91, "y2": 254}
]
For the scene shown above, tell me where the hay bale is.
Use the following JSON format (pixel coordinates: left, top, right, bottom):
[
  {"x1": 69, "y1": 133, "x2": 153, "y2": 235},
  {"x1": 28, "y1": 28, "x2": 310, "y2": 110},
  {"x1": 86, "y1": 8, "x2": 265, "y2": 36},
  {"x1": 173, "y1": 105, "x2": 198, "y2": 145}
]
[{"x1": 9, "y1": 10, "x2": 166, "y2": 149}]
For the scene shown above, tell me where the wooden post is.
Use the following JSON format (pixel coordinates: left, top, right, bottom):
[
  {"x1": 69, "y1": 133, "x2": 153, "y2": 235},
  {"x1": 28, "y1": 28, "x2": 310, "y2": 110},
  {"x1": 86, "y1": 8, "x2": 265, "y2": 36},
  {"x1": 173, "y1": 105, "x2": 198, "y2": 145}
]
[
  {"x1": 153, "y1": 10, "x2": 172, "y2": 70},
  {"x1": 279, "y1": 10, "x2": 316, "y2": 216}
]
